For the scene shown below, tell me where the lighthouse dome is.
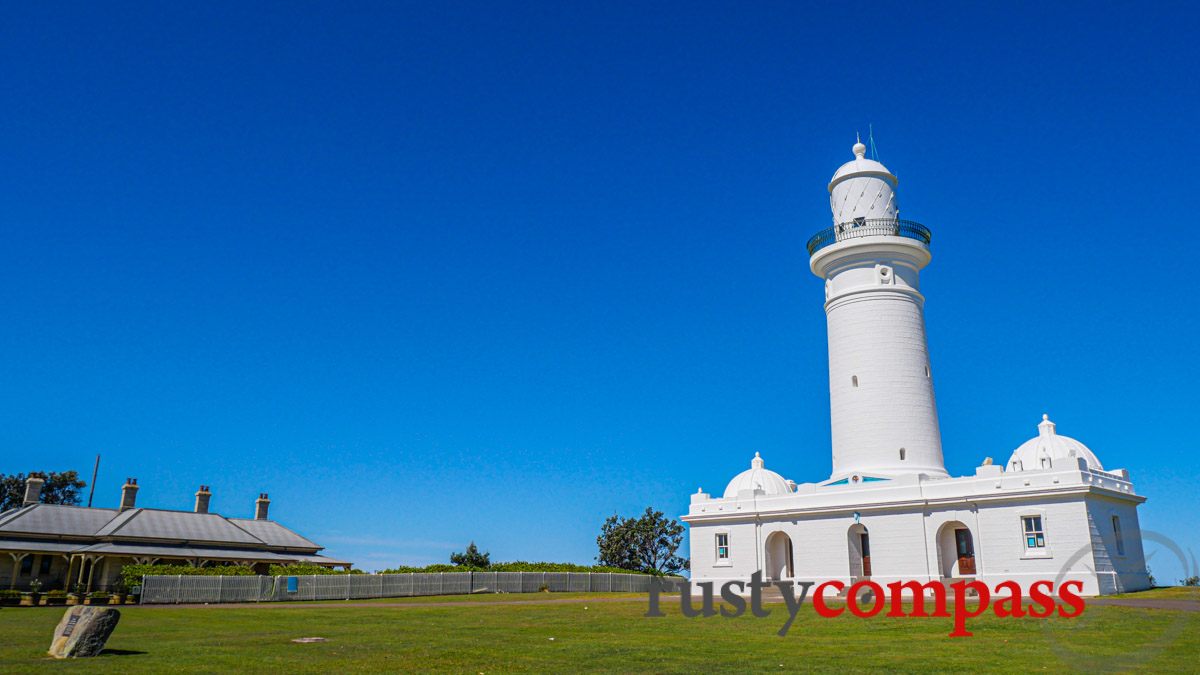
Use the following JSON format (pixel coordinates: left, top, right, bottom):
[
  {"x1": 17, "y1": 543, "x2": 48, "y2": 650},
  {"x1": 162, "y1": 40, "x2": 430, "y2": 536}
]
[
  {"x1": 1006, "y1": 415, "x2": 1104, "y2": 472},
  {"x1": 723, "y1": 452, "x2": 792, "y2": 498},
  {"x1": 828, "y1": 140, "x2": 899, "y2": 225}
]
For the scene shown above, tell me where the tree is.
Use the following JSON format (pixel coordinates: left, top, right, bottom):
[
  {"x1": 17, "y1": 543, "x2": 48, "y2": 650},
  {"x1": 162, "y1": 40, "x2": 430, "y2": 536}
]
[
  {"x1": 0, "y1": 471, "x2": 88, "y2": 512},
  {"x1": 450, "y1": 541, "x2": 491, "y2": 568},
  {"x1": 596, "y1": 507, "x2": 688, "y2": 575}
]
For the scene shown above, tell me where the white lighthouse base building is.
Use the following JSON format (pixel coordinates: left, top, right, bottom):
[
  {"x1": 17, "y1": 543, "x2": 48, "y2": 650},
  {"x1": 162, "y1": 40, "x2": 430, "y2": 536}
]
[
  {"x1": 683, "y1": 141, "x2": 1150, "y2": 597},
  {"x1": 685, "y1": 423, "x2": 1150, "y2": 596}
]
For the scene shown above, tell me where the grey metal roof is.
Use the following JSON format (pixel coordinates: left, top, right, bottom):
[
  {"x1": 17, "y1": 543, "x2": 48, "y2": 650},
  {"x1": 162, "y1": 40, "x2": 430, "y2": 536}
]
[
  {"x1": 95, "y1": 509, "x2": 265, "y2": 545},
  {"x1": 0, "y1": 508, "x2": 23, "y2": 527},
  {"x1": 229, "y1": 518, "x2": 320, "y2": 550},
  {"x1": 0, "y1": 504, "x2": 120, "y2": 537},
  {"x1": 0, "y1": 503, "x2": 347, "y2": 566},
  {"x1": 288, "y1": 553, "x2": 352, "y2": 566},
  {"x1": 0, "y1": 539, "x2": 84, "y2": 554},
  {"x1": 74, "y1": 543, "x2": 293, "y2": 561},
  {"x1": 0, "y1": 539, "x2": 328, "y2": 563}
]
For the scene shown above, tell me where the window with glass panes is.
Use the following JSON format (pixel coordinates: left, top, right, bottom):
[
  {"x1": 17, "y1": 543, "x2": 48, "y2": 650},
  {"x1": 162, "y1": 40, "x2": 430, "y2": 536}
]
[
  {"x1": 715, "y1": 533, "x2": 730, "y2": 561},
  {"x1": 1022, "y1": 516, "x2": 1045, "y2": 549}
]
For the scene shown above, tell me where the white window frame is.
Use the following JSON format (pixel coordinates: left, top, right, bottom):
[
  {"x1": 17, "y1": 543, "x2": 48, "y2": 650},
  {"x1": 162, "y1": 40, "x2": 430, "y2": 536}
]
[
  {"x1": 1020, "y1": 513, "x2": 1051, "y2": 559},
  {"x1": 714, "y1": 532, "x2": 731, "y2": 566}
]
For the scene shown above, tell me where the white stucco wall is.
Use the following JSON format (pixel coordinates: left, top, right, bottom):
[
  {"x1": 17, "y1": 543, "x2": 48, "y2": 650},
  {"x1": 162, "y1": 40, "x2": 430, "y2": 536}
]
[{"x1": 685, "y1": 464, "x2": 1148, "y2": 596}]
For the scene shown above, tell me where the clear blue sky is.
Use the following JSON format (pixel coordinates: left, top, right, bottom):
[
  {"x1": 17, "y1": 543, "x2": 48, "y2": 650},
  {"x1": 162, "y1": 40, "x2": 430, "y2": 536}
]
[{"x1": 2, "y1": 2, "x2": 1197, "y2": 581}]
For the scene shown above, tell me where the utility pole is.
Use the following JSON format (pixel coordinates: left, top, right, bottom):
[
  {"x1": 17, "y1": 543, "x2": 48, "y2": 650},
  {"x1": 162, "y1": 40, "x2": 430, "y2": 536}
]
[{"x1": 87, "y1": 455, "x2": 100, "y2": 507}]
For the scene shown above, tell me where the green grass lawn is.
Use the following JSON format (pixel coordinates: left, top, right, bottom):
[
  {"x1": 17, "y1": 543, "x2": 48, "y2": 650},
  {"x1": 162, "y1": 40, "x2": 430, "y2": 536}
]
[
  {"x1": 1110, "y1": 586, "x2": 1200, "y2": 599},
  {"x1": 0, "y1": 593, "x2": 1195, "y2": 673}
]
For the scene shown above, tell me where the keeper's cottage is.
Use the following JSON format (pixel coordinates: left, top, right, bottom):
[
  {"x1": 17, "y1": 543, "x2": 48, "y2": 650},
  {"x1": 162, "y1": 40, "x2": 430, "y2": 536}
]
[
  {"x1": 682, "y1": 140, "x2": 1151, "y2": 596},
  {"x1": 0, "y1": 478, "x2": 349, "y2": 591}
]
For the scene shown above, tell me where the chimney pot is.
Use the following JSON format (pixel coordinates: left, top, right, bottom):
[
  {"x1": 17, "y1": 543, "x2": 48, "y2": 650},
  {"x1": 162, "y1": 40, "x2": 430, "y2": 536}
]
[
  {"x1": 120, "y1": 477, "x2": 140, "y2": 512},
  {"x1": 195, "y1": 484, "x2": 212, "y2": 514},
  {"x1": 254, "y1": 492, "x2": 271, "y2": 520},
  {"x1": 23, "y1": 474, "x2": 45, "y2": 507}
]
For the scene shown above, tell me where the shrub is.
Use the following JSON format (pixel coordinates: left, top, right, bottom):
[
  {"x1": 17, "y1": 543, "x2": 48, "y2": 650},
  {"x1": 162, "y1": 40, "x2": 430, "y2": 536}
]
[
  {"x1": 450, "y1": 542, "x2": 490, "y2": 568},
  {"x1": 0, "y1": 590, "x2": 22, "y2": 599},
  {"x1": 89, "y1": 591, "x2": 110, "y2": 599},
  {"x1": 268, "y1": 564, "x2": 361, "y2": 576},
  {"x1": 378, "y1": 561, "x2": 676, "y2": 576},
  {"x1": 47, "y1": 590, "x2": 68, "y2": 598},
  {"x1": 120, "y1": 563, "x2": 255, "y2": 590},
  {"x1": 1181, "y1": 576, "x2": 1200, "y2": 587}
]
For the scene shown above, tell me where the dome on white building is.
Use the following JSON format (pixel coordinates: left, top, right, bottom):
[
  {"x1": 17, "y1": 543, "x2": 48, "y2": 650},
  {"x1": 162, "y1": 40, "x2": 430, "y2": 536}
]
[
  {"x1": 1006, "y1": 415, "x2": 1104, "y2": 472},
  {"x1": 723, "y1": 452, "x2": 792, "y2": 498}
]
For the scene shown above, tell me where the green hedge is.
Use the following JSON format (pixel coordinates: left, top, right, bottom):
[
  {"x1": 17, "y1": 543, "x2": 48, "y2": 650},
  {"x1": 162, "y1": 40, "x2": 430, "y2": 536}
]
[
  {"x1": 267, "y1": 564, "x2": 362, "y2": 576},
  {"x1": 121, "y1": 564, "x2": 255, "y2": 590},
  {"x1": 378, "y1": 561, "x2": 668, "y2": 575}
]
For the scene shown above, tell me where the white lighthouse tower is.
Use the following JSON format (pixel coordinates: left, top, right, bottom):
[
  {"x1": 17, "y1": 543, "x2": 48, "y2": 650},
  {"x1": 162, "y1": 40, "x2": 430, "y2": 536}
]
[
  {"x1": 808, "y1": 140, "x2": 947, "y2": 480},
  {"x1": 683, "y1": 138, "x2": 1150, "y2": 598}
]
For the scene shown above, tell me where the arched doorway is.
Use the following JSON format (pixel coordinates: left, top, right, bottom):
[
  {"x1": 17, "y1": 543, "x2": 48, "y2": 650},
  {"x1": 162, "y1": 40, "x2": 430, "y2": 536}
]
[
  {"x1": 848, "y1": 524, "x2": 871, "y2": 578},
  {"x1": 764, "y1": 531, "x2": 794, "y2": 581},
  {"x1": 937, "y1": 521, "x2": 976, "y2": 578}
]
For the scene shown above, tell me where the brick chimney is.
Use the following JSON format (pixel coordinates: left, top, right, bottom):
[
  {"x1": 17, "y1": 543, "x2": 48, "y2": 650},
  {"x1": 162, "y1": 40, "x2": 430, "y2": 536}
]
[
  {"x1": 255, "y1": 492, "x2": 270, "y2": 520},
  {"x1": 120, "y1": 478, "x2": 139, "y2": 511},
  {"x1": 194, "y1": 485, "x2": 212, "y2": 514},
  {"x1": 23, "y1": 474, "x2": 45, "y2": 507}
]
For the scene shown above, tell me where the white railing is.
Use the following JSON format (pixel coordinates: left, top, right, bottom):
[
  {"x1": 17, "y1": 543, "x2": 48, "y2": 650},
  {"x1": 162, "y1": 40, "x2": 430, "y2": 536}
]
[{"x1": 139, "y1": 571, "x2": 683, "y2": 604}]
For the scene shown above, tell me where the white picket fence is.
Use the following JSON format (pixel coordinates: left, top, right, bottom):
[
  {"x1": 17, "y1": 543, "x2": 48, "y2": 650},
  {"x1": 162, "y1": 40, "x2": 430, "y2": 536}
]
[{"x1": 140, "y1": 571, "x2": 683, "y2": 604}]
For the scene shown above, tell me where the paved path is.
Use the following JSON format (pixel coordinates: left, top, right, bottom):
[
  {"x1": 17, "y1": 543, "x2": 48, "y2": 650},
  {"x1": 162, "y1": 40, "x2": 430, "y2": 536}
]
[{"x1": 1088, "y1": 597, "x2": 1200, "y2": 612}]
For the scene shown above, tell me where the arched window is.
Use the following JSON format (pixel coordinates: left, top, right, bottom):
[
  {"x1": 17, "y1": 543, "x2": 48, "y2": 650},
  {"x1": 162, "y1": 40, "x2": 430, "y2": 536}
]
[
  {"x1": 852, "y1": 375, "x2": 858, "y2": 388},
  {"x1": 899, "y1": 448, "x2": 906, "y2": 461}
]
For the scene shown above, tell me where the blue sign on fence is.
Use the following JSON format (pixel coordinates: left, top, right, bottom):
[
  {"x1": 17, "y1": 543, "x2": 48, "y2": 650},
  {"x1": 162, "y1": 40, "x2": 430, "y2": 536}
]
[{"x1": 287, "y1": 576, "x2": 298, "y2": 593}]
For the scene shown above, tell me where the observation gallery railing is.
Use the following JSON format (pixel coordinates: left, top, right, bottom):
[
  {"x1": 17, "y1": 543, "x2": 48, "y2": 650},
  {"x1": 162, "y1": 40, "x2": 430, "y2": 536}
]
[{"x1": 806, "y1": 219, "x2": 931, "y2": 256}]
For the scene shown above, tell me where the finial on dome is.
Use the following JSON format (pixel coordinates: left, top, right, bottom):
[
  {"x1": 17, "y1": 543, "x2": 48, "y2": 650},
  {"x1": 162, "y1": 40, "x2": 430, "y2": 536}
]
[
  {"x1": 852, "y1": 137, "x2": 867, "y2": 158},
  {"x1": 751, "y1": 452, "x2": 764, "y2": 469},
  {"x1": 1038, "y1": 414, "x2": 1056, "y2": 436}
]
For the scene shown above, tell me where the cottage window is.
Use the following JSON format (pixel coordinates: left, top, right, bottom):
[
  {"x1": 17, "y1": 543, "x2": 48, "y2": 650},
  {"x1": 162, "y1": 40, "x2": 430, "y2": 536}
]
[{"x1": 1112, "y1": 516, "x2": 1125, "y2": 556}]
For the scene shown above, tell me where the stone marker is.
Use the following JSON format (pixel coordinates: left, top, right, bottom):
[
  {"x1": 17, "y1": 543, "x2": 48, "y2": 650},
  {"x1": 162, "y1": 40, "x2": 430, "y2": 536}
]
[
  {"x1": 47, "y1": 606, "x2": 121, "y2": 658},
  {"x1": 291, "y1": 637, "x2": 329, "y2": 643}
]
